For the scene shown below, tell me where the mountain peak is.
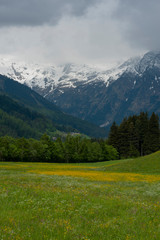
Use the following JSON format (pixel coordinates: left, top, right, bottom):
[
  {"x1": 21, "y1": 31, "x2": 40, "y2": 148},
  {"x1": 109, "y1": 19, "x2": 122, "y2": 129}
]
[
  {"x1": 0, "y1": 51, "x2": 160, "y2": 89},
  {"x1": 0, "y1": 51, "x2": 160, "y2": 129},
  {"x1": 137, "y1": 51, "x2": 160, "y2": 73}
]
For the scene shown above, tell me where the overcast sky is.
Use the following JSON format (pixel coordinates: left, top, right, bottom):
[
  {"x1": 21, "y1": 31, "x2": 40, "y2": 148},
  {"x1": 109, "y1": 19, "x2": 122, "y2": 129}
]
[{"x1": 0, "y1": 0, "x2": 159, "y2": 66}]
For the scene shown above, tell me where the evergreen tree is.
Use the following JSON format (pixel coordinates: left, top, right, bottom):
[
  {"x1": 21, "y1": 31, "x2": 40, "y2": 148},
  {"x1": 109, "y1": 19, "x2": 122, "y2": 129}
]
[
  {"x1": 135, "y1": 112, "x2": 149, "y2": 156},
  {"x1": 148, "y1": 113, "x2": 160, "y2": 153},
  {"x1": 108, "y1": 121, "x2": 120, "y2": 157},
  {"x1": 108, "y1": 112, "x2": 160, "y2": 158},
  {"x1": 118, "y1": 118, "x2": 130, "y2": 158}
]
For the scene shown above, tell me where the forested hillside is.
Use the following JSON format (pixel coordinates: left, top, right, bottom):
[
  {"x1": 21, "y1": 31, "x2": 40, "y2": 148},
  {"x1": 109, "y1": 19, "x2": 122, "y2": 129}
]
[
  {"x1": 0, "y1": 94, "x2": 64, "y2": 138},
  {"x1": 0, "y1": 74, "x2": 108, "y2": 138}
]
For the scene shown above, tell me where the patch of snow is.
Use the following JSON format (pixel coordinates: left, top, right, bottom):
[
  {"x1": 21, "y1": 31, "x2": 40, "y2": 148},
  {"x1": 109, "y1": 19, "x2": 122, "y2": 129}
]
[
  {"x1": 100, "y1": 121, "x2": 110, "y2": 127},
  {"x1": 59, "y1": 90, "x2": 64, "y2": 94},
  {"x1": 0, "y1": 51, "x2": 160, "y2": 95}
]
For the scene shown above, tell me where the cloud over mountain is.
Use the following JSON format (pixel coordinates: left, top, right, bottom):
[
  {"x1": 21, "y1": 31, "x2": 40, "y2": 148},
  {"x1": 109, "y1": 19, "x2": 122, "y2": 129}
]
[
  {"x1": 0, "y1": 0, "x2": 99, "y2": 26},
  {"x1": 0, "y1": 0, "x2": 159, "y2": 65}
]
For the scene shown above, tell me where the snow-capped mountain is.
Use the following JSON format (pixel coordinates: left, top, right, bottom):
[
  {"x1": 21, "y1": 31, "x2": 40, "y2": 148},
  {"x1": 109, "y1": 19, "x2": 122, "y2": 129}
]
[
  {"x1": 0, "y1": 55, "x2": 141, "y2": 91},
  {"x1": 0, "y1": 51, "x2": 159, "y2": 92},
  {"x1": 0, "y1": 51, "x2": 160, "y2": 128}
]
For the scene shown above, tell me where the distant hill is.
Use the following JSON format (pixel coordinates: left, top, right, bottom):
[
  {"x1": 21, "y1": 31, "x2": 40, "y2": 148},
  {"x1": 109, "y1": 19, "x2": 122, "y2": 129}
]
[{"x1": 0, "y1": 75, "x2": 107, "y2": 138}]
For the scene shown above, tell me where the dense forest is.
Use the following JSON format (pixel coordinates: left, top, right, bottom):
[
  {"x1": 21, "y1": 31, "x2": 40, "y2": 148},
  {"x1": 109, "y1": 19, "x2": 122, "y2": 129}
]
[
  {"x1": 0, "y1": 94, "x2": 75, "y2": 139},
  {"x1": 0, "y1": 110, "x2": 159, "y2": 163},
  {"x1": 0, "y1": 134, "x2": 118, "y2": 163},
  {"x1": 108, "y1": 112, "x2": 160, "y2": 158}
]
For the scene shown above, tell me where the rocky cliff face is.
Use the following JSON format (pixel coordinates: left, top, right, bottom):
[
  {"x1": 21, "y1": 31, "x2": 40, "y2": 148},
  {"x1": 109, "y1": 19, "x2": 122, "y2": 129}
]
[{"x1": 0, "y1": 51, "x2": 160, "y2": 127}]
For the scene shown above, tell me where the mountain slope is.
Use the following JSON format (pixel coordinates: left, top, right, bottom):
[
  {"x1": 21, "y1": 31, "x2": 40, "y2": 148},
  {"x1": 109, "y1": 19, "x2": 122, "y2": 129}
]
[
  {"x1": 0, "y1": 75, "x2": 107, "y2": 138},
  {"x1": 0, "y1": 94, "x2": 57, "y2": 138},
  {"x1": 45, "y1": 51, "x2": 160, "y2": 126},
  {"x1": 0, "y1": 51, "x2": 160, "y2": 127}
]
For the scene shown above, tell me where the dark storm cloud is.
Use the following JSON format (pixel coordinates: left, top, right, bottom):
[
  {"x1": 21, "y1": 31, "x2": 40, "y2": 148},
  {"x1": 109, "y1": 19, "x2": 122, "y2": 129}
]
[
  {"x1": 0, "y1": 0, "x2": 98, "y2": 26},
  {"x1": 115, "y1": 0, "x2": 160, "y2": 50},
  {"x1": 0, "y1": 0, "x2": 158, "y2": 65}
]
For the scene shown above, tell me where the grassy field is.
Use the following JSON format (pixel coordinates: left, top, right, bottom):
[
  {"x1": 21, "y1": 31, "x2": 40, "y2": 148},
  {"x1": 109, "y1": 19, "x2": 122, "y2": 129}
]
[{"x1": 0, "y1": 152, "x2": 160, "y2": 240}]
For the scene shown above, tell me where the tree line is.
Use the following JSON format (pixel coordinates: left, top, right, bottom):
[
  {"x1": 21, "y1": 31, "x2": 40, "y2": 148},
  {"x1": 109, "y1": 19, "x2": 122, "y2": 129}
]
[
  {"x1": 0, "y1": 134, "x2": 118, "y2": 163},
  {"x1": 108, "y1": 112, "x2": 160, "y2": 158},
  {"x1": 0, "y1": 111, "x2": 159, "y2": 163}
]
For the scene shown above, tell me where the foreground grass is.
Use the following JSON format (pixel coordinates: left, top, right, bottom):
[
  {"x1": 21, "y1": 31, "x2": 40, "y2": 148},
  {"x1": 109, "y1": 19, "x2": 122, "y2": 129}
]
[{"x1": 0, "y1": 153, "x2": 160, "y2": 239}]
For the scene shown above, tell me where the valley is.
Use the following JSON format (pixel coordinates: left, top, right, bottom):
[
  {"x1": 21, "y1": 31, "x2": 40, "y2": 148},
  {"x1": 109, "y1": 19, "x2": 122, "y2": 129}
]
[{"x1": 0, "y1": 51, "x2": 160, "y2": 128}]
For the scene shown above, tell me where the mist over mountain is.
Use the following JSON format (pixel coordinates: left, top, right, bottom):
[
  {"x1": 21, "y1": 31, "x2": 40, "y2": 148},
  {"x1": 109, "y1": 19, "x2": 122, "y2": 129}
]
[{"x1": 0, "y1": 51, "x2": 160, "y2": 128}]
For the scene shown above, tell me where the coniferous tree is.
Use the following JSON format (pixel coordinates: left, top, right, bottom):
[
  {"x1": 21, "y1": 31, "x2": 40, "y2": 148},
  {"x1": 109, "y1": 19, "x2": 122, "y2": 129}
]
[
  {"x1": 148, "y1": 113, "x2": 160, "y2": 153},
  {"x1": 135, "y1": 112, "x2": 149, "y2": 156},
  {"x1": 128, "y1": 119, "x2": 139, "y2": 157},
  {"x1": 108, "y1": 121, "x2": 120, "y2": 157},
  {"x1": 108, "y1": 112, "x2": 159, "y2": 158},
  {"x1": 118, "y1": 118, "x2": 130, "y2": 158}
]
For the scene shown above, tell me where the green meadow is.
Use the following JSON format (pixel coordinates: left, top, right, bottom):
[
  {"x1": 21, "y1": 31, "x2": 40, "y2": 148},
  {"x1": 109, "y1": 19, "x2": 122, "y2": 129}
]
[{"x1": 0, "y1": 152, "x2": 160, "y2": 240}]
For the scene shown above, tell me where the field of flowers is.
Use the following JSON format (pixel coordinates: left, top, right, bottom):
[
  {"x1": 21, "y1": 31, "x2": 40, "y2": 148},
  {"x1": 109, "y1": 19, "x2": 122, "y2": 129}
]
[{"x1": 0, "y1": 152, "x2": 160, "y2": 239}]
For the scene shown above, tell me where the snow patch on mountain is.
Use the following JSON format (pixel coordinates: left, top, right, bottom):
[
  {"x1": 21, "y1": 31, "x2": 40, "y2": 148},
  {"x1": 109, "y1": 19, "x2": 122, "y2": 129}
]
[
  {"x1": 0, "y1": 57, "x2": 138, "y2": 91},
  {"x1": 0, "y1": 51, "x2": 160, "y2": 93}
]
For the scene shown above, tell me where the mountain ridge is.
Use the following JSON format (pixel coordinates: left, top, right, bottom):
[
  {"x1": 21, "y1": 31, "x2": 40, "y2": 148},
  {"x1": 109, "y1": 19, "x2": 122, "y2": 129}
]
[
  {"x1": 0, "y1": 74, "x2": 108, "y2": 138},
  {"x1": 0, "y1": 51, "x2": 160, "y2": 127}
]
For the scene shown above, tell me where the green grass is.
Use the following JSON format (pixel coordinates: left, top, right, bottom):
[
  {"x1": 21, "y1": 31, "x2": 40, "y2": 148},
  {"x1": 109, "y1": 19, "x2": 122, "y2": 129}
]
[
  {"x1": 0, "y1": 152, "x2": 160, "y2": 239},
  {"x1": 104, "y1": 151, "x2": 160, "y2": 174}
]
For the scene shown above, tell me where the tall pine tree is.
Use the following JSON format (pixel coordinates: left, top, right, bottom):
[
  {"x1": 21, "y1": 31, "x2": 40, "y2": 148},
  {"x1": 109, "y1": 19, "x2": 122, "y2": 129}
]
[{"x1": 148, "y1": 113, "x2": 160, "y2": 153}]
